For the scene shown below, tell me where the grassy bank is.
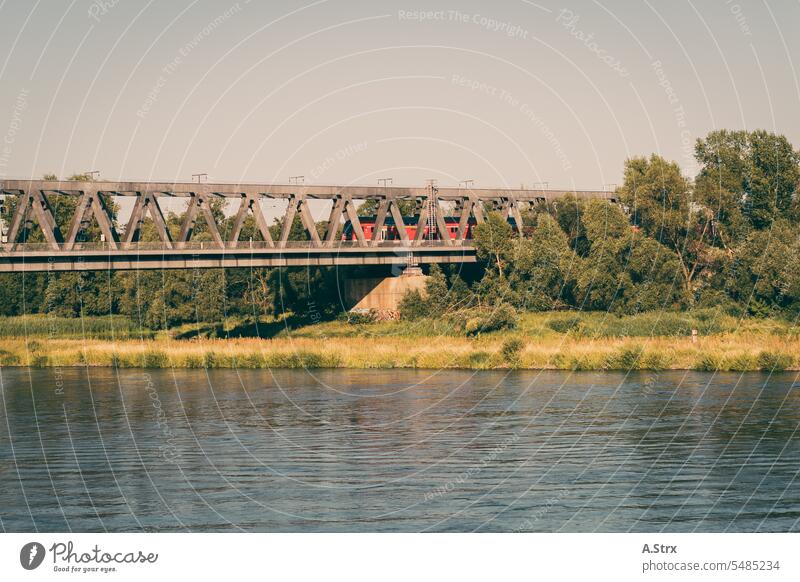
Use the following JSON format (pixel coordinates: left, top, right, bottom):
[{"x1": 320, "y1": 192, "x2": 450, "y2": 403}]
[{"x1": 0, "y1": 311, "x2": 798, "y2": 371}]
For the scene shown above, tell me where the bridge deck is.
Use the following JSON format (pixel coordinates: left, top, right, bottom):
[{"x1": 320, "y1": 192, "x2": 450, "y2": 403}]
[{"x1": 0, "y1": 242, "x2": 475, "y2": 272}]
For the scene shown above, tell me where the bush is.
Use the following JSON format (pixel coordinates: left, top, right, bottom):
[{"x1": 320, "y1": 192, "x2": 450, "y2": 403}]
[
  {"x1": 142, "y1": 350, "x2": 169, "y2": 368},
  {"x1": 345, "y1": 310, "x2": 375, "y2": 325},
  {"x1": 464, "y1": 318, "x2": 483, "y2": 335},
  {"x1": 694, "y1": 354, "x2": 722, "y2": 372},
  {"x1": 399, "y1": 290, "x2": 428, "y2": 320},
  {"x1": 183, "y1": 354, "x2": 204, "y2": 368},
  {"x1": 605, "y1": 347, "x2": 644, "y2": 370},
  {"x1": 235, "y1": 353, "x2": 265, "y2": 368},
  {"x1": 547, "y1": 315, "x2": 582, "y2": 334},
  {"x1": 567, "y1": 353, "x2": 604, "y2": 371},
  {"x1": 725, "y1": 353, "x2": 757, "y2": 371},
  {"x1": 30, "y1": 354, "x2": 50, "y2": 367},
  {"x1": 640, "y1": 350, "x2": 673, "y2": 370},
  {"x1": 460, "y1": 304, "x2": 518, "y2": 336},
  {"x1": 758, "y1": 351, "x2": 793, "y2": 371},
  {"x1": 0, "y1": 349, "x2": 20, "y2": 366},
  {"x1": 500, "y1": 338, "x2": 525, "y2": 365},
  {"x1": 480, "y1": 304, "x2": 518, "y2": 334},
  {"x1": 464, "y1": 351, "x2": 493, "y2": 368}
]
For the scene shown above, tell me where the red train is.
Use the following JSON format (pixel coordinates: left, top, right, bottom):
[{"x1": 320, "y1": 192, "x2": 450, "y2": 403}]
[{"x1": 342, "y1": 216, "x2": 482, "y2": 241}]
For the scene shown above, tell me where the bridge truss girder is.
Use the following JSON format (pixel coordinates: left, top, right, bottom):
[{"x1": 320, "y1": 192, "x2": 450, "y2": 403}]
[{"x1": 0, "y1": 180, "x2": 615, "y2": 271}]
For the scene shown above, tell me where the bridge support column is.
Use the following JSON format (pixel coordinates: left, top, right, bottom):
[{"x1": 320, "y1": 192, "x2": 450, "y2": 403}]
[{"x1": 344, "y1": 268, "x2": 428, "y2": 313}]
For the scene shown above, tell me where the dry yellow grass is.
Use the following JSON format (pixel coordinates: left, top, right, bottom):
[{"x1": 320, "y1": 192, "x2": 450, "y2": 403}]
[{"x1": 1, "y1": 333, "x2": 797, "y2": 371}]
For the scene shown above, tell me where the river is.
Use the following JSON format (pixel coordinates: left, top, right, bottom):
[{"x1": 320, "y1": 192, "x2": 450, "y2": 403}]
[{"x1": 1, "y1": 368, "x2": 798, "y2": 532}]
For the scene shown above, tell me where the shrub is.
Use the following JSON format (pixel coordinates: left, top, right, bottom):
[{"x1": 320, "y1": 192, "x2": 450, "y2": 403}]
[
  {"x1": 0, "y1": 349, "x2": 20, "y2": 366},
  {"x1": 567, "y1": 354, "x2": 603, "y2": 371},
  {"x1": 235, "y1": 353, "x2": 265, "y2": 368},
  {"x1": 500, "y1": 338, "x2": 525, "y2": 365},
  {"x1": 757, "y1": 351, "x2": 793, "y2": 372},
  {"x1": 725, "y1": 353, "x2": 757, "y2": 371},
  {"x1": 588, "y1": 312, "x2": 732, "y2": 338},
  {"x1": 464, "y1": 318, "x2": 482, "y2": 335},
  {"x1": 345, "y1": 310, "x2": 375, "y2": 325},
  {"x1": 640, "y1": 350, "x2": 673, "y2": 370},
  {"x1": 605, "y1": 347, "x2": 644, "y2": 370},
  {"x1": 547, "y1": 315, "x2": 583, "y2": 334},
  {"x1": 142, "y1": 350, "x2": 169, "y2": 368},
  {"x1": 183, "y1": 354, "x2": 204, "y2": 368},
  {"x1": 202, "y1": 351, "x2": 217, "y2": 368},
  {"x1": 465, "y1": 351, "x2": 493, "y2": 368},
  {"x1": 460, "y1": 305, "x2": 517, "y2": 336},
  {"x1": 399, "y1": 290, "x2": 428, "y2": 320},
  {"x1": 695, "y1": 354, "x2": 722, "y2": 372},
  {"x1": 464, "y1": 304, "x2": 518, "y2": 336},
  {"x1": 30, "y1": 354, "x2": 50, "y2": 367}
]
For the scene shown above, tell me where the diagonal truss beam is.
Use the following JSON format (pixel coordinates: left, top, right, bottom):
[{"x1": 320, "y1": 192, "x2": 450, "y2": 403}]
[
  {"x1": 64, "y1": 191, "x2": 120, "y2": 250},
  {"x1": 432, "y1": 198, "x2": 453, "y2": 246},
  {"x1": 279, "y1": 194, "x2": 321, "y2": 248},
  {"x1": 324, "y1": 196, "x2": 345, "y2": 247},
  {"x1": 455, "y1": 196, "x2": 485, "y2": 241},
  {"x1": 387, "y1": 200, "x2": 409, "y2": 243},
  {"x1": 177, "y1": 193, "x2": 223, "y2": 248},
  {"x1": 499, "y1": 197, "x2": 525, "y2": 237},
  {"x1": 228, "y1": 194, "x2": 275, "y2": 248},
  {"x1": 3, "y1": 189, "x2": 62, "y2": 250},
  {"x1": 342, "y1": 196, "x2": 366, "y2": 246},
  {"x1": 3, "y1": 190, "x2": 32, "y2": 251},
  {"x1": 370, "y1": 199, "x2": 390, "y2": 246},
  {"x1": 121, "y1": 192, "x2": 174, "y2": 249}
]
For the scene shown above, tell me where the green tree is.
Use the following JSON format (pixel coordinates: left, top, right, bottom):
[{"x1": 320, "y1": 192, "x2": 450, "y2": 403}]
[
  {"x1": 723, "y1": 220, "x2": 800, "y2": 315},
  {"x1": 695, "y1": 130, "x2": 800, "y2": 238},
  {"x1": 553, "y1": 194, "x2": 590, "y2": 255},
  {"x1": 473, "y1": 212, "x2": 515, "y2": 278},
  {"x1": 510, "y1": 213, "x2": 577, "y2": 310},
  {"x1": 574, "y1": 199, "x2": 687, "y2": 313},
  {"x1": 582, "y1": 198, "x2": 630, "y2": 243},
  {"x1": 618, "y1": 155, "x2": 711, "y2": 295}
]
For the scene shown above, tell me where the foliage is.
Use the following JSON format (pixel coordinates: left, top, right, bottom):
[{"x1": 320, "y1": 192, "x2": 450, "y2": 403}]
[
  {"x1": 473, "y1": 212, "x2": 515, "y2": 277},
  {"x1": 547, "y1": 315, "x2": 583, "y2": 333},
  {"x1": 399, "y1": 264, "x2": 474, "y2": 320},
  {"x1": 510, "y1": 213, "x2": 577, "y2": 310},
  {"x1": 500, "y1": 337, "x2": 525, "y2": 365},
  {"x1": 464, "y1": 303, "x2": 518, "y2": 335},
  {"x1": 618, "y1": 154, "x2": 712, "y2": 295},
  {"x1": 722, "y1": 220, "x2": 800, "y2": 315},
  {"x1": 695, "y1": 130, "x2": 800, "y2": 238},
  {"x1": 1, "y1": 129, "x2": 799, "y2": 330}
]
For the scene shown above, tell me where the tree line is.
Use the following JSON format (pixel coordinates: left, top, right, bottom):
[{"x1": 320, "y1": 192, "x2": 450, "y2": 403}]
[
  {"x1": 406, "y1": 129, "x2": 800, "y2": 320},
  {"x1": 1, "y1": 128, "x2": 799, "y2": 329}
]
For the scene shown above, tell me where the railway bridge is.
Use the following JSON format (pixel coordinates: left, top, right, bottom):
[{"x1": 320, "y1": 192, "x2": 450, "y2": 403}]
[{"x1": 0, "y1": 179, "x2": 615, "y2": 273}]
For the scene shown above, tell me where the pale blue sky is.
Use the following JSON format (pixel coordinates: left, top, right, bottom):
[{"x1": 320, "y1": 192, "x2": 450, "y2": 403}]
[{"x1": 0, "y1": 0, "x2": 797, "y2": 191}]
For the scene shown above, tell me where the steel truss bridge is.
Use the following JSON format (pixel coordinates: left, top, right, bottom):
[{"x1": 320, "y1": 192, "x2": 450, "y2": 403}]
[{"x1": 0, "y1": 180, "x2": 615, "y2": 272}]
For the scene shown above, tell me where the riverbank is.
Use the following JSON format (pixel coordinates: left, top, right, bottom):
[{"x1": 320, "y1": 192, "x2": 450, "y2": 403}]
[{"x1": 0, "y1": 311, "x2": 797, "y2": 371}]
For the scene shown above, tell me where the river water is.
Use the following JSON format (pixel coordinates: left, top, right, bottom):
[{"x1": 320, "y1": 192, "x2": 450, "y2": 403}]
[{"x1": 0, "y1": 368, "x2": 798, "y2": 532}]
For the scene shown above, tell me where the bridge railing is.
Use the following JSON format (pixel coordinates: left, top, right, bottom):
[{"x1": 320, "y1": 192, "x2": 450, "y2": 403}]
[{"x1": 0, "y1": 239, "x2": 475, "y2": 253}]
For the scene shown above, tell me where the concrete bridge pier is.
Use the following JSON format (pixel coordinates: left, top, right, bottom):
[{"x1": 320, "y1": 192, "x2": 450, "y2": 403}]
[{"x1": 344, "y1": 267, "x2": 428, "y2": 313}]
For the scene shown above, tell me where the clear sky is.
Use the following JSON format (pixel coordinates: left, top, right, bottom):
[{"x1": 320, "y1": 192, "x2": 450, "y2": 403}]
[{"x1": 0, "y1": 0, "x2": 797, "y2": 191}]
